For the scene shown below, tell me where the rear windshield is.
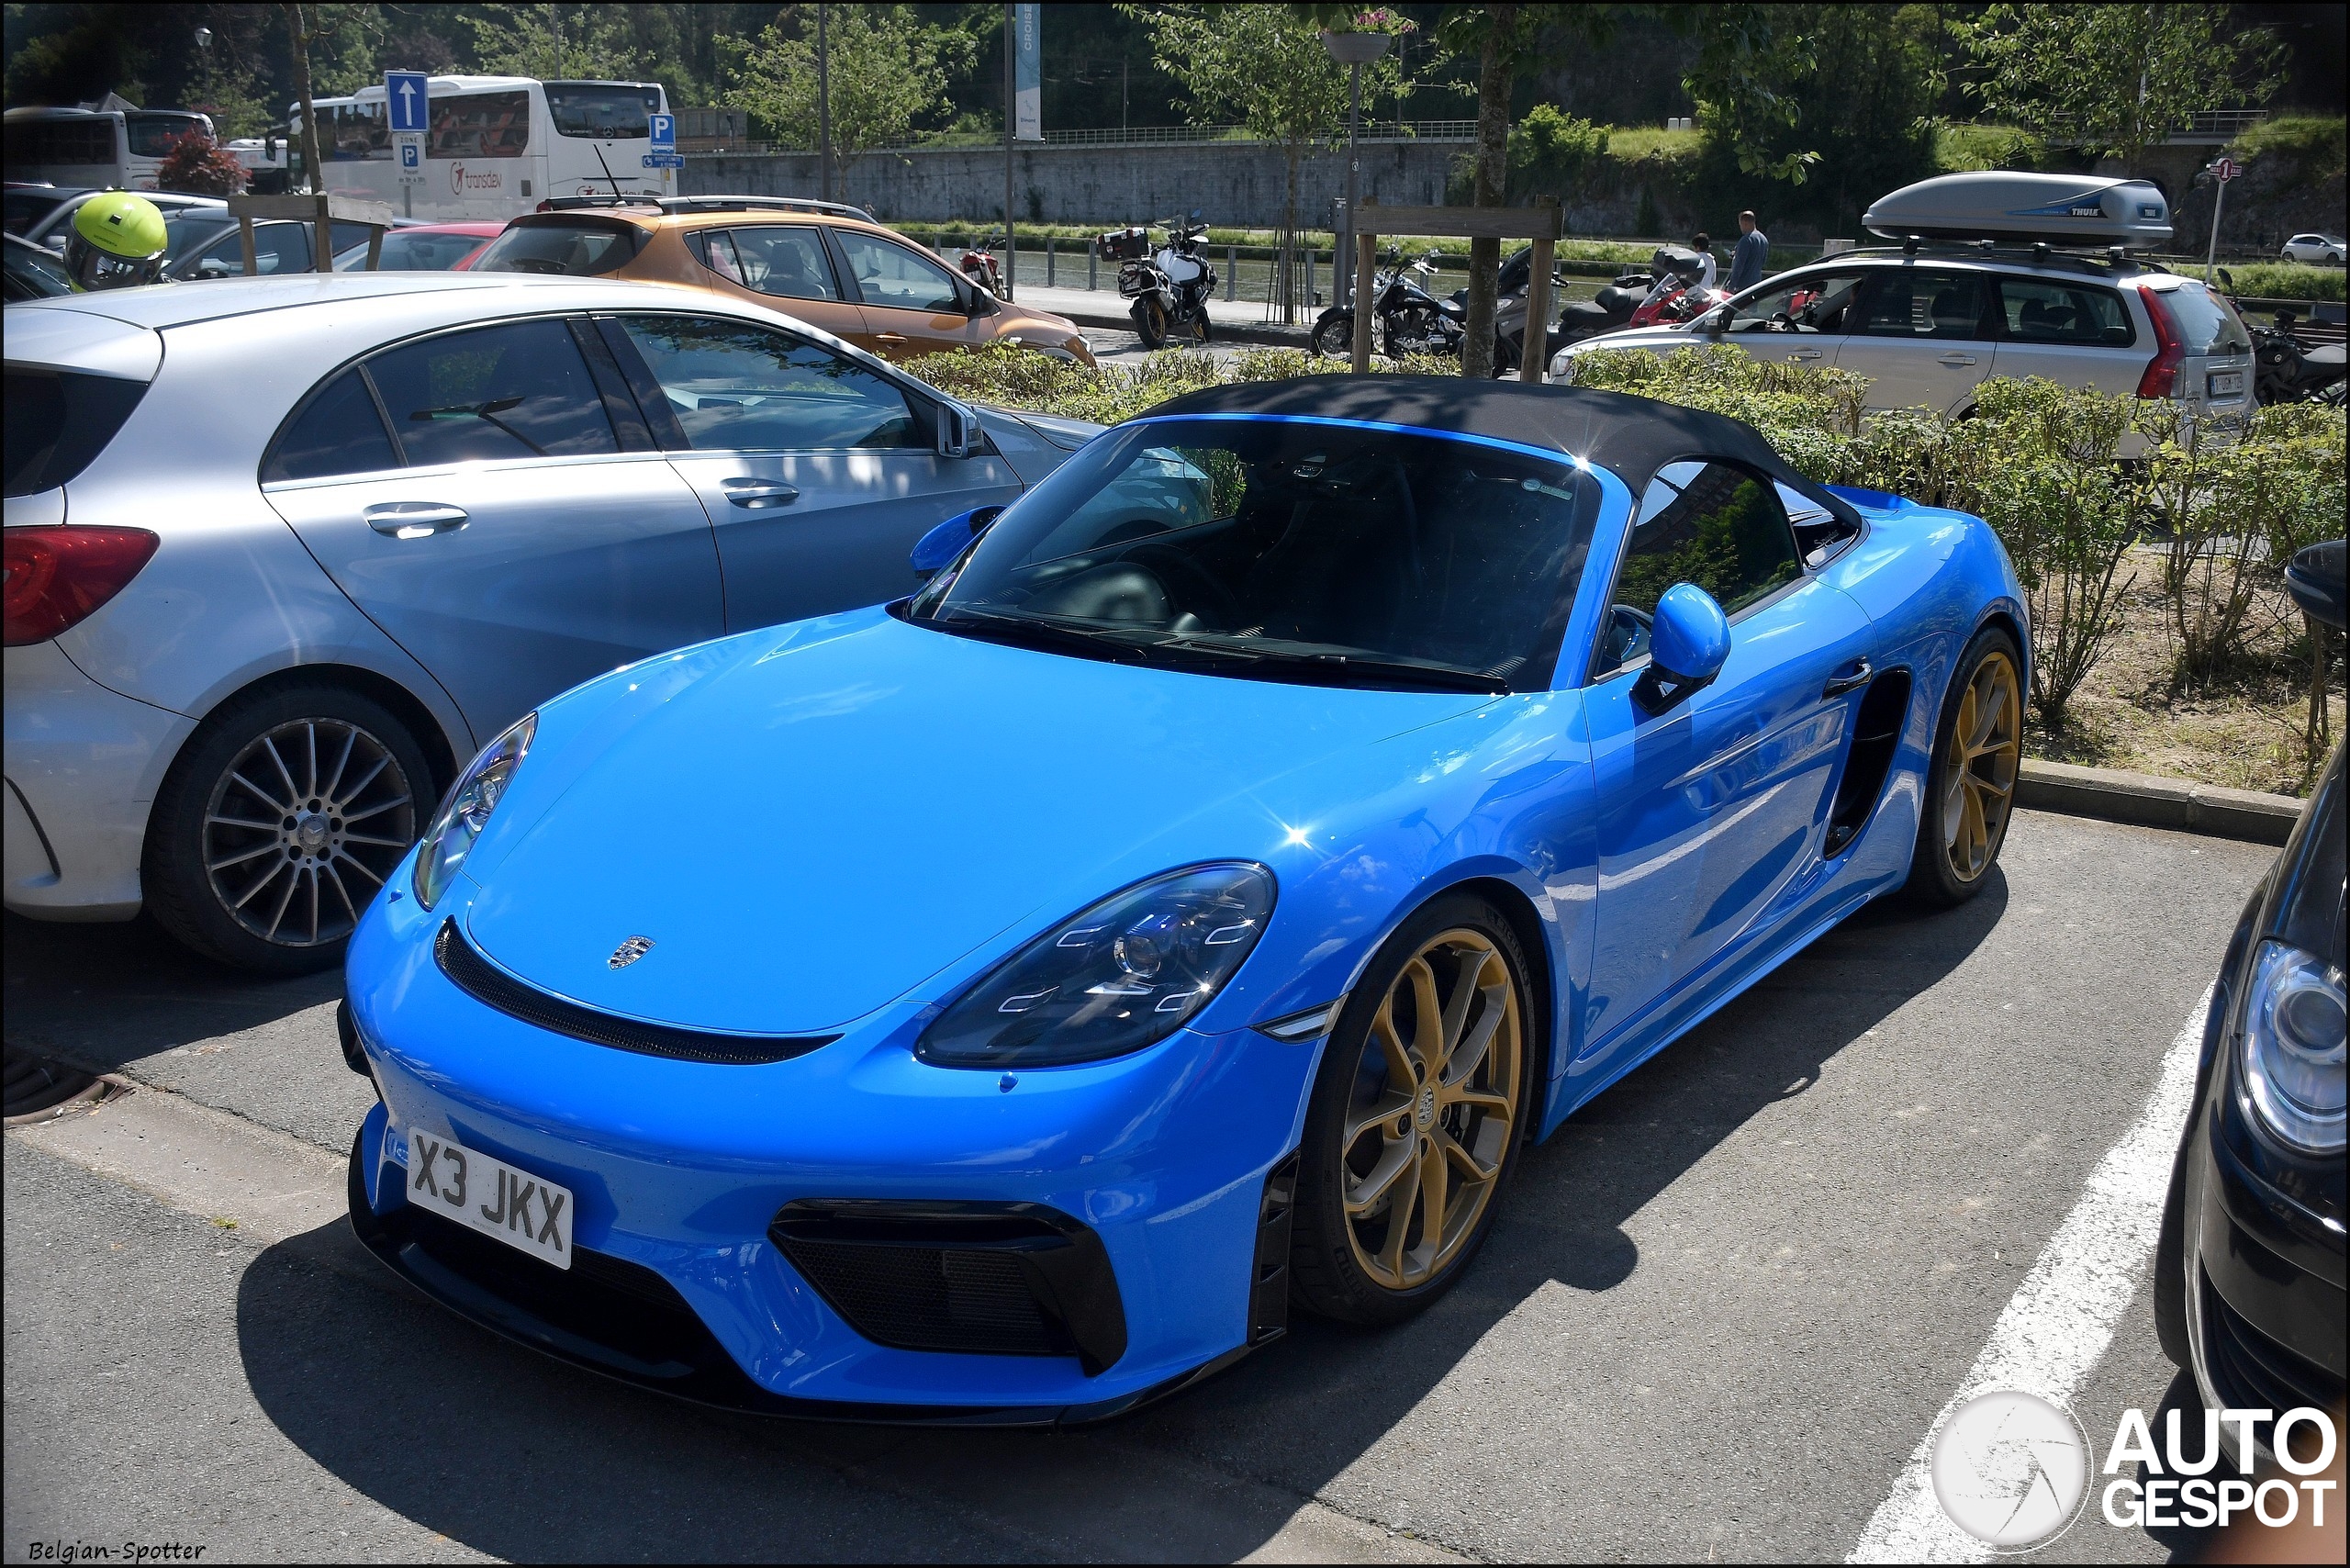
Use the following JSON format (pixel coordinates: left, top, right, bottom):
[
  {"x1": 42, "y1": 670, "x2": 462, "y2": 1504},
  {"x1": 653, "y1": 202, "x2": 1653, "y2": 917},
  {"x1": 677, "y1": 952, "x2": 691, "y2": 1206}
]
[
  {"x1": 543, "y1": 83, "x2": 660, "y2": 140},
  {"x1": 2159, "y1": 284, "x2": 2252, "y2": 356},
  {"x1": 472, "y1": 218, "x2": 642, "y2": 276},
  {"x1": 5, "y1": 369, "x2": 150, "y2": 498}
]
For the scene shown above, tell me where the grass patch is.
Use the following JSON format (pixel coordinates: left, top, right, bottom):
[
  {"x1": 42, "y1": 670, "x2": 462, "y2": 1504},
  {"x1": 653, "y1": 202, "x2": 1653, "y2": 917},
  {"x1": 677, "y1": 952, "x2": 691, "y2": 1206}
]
[
  {"x1": 2222, "y1": 261, "x2": 2346, "y2": 303},
  {"x1": 2228, "y1": 115, "x2": 2347, "y2": 181},
  {"x1": 1604, "y1": 126, "x2": 1704, "y2": 166}
]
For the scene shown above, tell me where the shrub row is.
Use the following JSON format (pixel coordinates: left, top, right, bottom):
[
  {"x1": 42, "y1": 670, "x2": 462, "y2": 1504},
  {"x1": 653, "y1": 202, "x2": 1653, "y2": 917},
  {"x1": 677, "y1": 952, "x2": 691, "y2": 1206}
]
[{"x1": 908, "y1": 342, "x2": 2346, "y2": 734}]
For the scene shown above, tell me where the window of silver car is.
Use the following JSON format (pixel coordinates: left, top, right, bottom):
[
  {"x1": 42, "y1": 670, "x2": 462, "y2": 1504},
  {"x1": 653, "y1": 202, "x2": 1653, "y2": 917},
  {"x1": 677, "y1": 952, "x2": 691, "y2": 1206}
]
[
  {"x1": 1994, "y1": 276, "x2": 2133, "y2": 345},
  {"x1": 1854, "y1": 269, "x2": 1992, "y2": 340},
  {"x1": 1726, "y1": 268, "x2": 1872, "y2": 332},
  {"x1": 834, "y1": 230, "x2": 962, "y2": 312},
  {"x1": 1594, "y1": 459, "x2": 1801, "y2": 678},
  {"x1": 6, "y1": 369, "x2": 151, "y2": 498},
  {"x1": 2155, "y1": 285, "x2": 2254, "y2": 356},
  {"x1": 364, "y1": 319, "x2": 619, "y2": 467},
  {"x1": 615, "y1": 315, "x2": 923, "y2": 451},
  {"x1": 722, "y1": 226, "x2": 842, "y2": 301},
  {"x1": 262, "y1": 368, "x2": 400, "y2": 483}
]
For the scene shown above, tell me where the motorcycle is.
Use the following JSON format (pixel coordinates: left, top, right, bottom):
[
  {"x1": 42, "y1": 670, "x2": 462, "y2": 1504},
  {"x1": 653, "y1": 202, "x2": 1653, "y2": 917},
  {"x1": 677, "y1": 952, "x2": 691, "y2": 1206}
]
[
  {"x1": 2245, "y1": 308, "x2": 2346, "y2": 407},
  {"x1": 1308, "y1": 251, "x2": 1466, "y2": 360},
  {"x1": 957, "y1": 230, "x2": 1007, "y2": 300},
  {"x1": 1623, "y1": 245, "x2": 1728, "y2": 329},
  {"x1": 1112, "y1": 214, "x2": 1217, "y2": 349}
]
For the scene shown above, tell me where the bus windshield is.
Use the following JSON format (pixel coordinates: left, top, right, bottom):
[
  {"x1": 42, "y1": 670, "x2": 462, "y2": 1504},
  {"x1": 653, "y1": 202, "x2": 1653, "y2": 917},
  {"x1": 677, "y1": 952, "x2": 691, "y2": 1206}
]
[{"x1": 543, "y1": 83, "x2": 660, "y2": 140}]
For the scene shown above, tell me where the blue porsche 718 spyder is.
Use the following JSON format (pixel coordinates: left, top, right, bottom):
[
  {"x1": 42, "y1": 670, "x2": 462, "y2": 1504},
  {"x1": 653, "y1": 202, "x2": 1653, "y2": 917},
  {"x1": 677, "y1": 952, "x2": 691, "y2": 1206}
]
[{"x1": 343, "y1": 377, "x2": 2031, "y2": 1423}]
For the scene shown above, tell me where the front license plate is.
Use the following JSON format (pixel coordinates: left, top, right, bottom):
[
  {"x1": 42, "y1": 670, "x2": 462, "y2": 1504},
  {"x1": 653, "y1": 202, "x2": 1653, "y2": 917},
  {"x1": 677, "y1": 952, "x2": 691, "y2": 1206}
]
[
  {"x1": 2208, "y1": 370, "x2": 2244, "y2": 398},
  {"x1": 403, "y1": 1132, "x2": 573, "y2": 1270}
]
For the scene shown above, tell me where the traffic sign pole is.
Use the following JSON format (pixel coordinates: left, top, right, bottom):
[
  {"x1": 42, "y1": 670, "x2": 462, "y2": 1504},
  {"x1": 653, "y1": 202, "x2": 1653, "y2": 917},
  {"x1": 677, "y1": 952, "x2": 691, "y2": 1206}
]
[{"x1": 2204, "y1": 156, "x2": 2237, "y2": 286}]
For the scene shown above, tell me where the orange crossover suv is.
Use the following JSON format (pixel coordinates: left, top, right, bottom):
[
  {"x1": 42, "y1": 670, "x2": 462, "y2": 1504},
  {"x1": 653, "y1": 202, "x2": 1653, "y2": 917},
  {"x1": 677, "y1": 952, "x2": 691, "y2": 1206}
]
[{"x1": 469, "y1": 196, "x2": 1094, "y2": 366}]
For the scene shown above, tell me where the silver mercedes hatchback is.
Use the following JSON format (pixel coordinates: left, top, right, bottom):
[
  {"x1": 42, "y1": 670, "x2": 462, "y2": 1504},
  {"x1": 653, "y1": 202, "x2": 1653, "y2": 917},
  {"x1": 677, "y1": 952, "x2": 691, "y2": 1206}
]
[{"x1": 5, "y1": 274, "x2": 1092, "y2": 971}]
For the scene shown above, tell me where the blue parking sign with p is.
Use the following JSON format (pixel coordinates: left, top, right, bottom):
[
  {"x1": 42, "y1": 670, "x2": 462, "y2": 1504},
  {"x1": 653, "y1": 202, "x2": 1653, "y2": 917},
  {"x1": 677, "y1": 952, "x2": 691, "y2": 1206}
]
[
  {"x1": 649, "y1": 113, "x2": 676, "y2": 151},
  {"x1": 386, "y1": 71, "x2": 430, "y2": 132}
]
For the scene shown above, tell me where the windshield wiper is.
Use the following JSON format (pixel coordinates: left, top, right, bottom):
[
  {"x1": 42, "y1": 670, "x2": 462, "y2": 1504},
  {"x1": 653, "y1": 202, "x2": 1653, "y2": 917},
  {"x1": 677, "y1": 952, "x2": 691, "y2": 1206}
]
[
  {"x1": 932, "y1": 606, "x2": 1159, "y2": 664},
  {"x1": 1149, "y1": 634, "x2": 1512, "y2": 693}
]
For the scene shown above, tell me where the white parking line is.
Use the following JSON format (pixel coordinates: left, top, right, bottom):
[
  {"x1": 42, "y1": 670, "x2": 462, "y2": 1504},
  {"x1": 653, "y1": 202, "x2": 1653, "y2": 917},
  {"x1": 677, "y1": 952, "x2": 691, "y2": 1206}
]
[{"x1": 1846, "y1": 985, "x2": 2213, "y2": 1564}]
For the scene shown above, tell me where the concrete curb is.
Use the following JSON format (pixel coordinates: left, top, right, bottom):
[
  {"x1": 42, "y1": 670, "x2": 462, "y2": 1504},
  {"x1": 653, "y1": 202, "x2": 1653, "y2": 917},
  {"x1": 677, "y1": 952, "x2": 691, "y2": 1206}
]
[{"x1": 2016, "y1": 759, "x2": 2301, "y2": 846}]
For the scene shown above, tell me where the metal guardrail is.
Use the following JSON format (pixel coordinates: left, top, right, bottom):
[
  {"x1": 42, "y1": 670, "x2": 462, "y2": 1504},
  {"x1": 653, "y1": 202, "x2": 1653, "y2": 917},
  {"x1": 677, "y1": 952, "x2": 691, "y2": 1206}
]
[{"x1": 2017, "y1": 108, "x2": 2269, "y2": 145}]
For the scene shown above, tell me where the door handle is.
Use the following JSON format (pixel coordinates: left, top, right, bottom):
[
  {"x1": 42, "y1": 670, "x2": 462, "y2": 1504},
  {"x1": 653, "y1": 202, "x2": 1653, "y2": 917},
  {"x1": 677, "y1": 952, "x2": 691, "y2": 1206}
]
[
  {"x1": 722, "y1": 479, "x2": 800, "y2": 510},
  {"x1": 364, "y1": 501, "x2": 468, "y2": 537},
  {"x1": 1936, "y1": 353, "x2": 1977, "y2": 366},
  {"x1": 874, "y1": 332, "x2": 909, "y2": 346},
  {"x1": 1787, "y1": 348, "x2": 1823, "y2": 361},
  {"x1": 1823, "y1": 657, "x2": 1874, "y2": 699}
]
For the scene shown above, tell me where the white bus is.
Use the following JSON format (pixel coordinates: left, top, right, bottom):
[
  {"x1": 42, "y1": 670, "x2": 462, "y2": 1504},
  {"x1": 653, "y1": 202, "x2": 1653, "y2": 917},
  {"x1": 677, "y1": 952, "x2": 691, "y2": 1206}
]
[
  {"x1": 294, "y1": 75, "x2": 675, "y2": 220},
  {"x1": 4, "y1": 105, "x2": 217, "y2": 190}
]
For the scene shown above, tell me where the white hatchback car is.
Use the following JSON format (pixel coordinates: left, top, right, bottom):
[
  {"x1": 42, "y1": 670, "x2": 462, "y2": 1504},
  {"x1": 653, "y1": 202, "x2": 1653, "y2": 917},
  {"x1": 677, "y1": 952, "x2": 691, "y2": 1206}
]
[
  {"x1": 1553, "y1": 245, "x2": 2255, "y2": 424},
  {"x1": 5, "y1": 274, "x2": 1091, "y2": 972},
  {"x1": 2279, "y1": 232, "x2": 2344, "y2": 265}
]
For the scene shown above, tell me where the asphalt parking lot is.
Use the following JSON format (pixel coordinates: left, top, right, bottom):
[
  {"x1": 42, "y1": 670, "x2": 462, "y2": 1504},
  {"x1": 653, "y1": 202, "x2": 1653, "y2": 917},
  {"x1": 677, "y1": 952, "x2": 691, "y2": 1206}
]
[{"x1": 4, "y1": 808, "x2": 2278, "y2": 1563}]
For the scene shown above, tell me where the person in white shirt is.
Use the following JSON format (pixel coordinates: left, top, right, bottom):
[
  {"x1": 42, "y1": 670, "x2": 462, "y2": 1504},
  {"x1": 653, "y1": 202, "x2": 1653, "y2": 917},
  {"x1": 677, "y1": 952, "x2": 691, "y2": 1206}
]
[{"x1": 1690, "y1": 231, "x2": 1718, "y2": 291}]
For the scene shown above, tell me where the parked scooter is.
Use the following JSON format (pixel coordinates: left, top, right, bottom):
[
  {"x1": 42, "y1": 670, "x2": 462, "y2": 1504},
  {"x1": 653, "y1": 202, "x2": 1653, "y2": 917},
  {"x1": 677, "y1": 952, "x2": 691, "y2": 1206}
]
[
  {"x1": 957, "y1": 230, "x2": 1007, "y2": 300},
  {"x1": 1110, "y1": 213, "x2": 1217, "y2": 348},
  {"x1": 1309, "y1": 250, "x2": 1466, "y2": 360}
]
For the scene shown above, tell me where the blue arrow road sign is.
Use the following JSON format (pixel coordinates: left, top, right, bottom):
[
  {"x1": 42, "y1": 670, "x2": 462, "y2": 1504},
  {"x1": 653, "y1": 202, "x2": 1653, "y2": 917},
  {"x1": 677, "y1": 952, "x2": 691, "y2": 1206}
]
[
  {"x1": 386, "y1": 72, "x2": 429, "y2": 133},
  {"x1": 649, "y1": 113, "x2": 676, "y2": 151}
]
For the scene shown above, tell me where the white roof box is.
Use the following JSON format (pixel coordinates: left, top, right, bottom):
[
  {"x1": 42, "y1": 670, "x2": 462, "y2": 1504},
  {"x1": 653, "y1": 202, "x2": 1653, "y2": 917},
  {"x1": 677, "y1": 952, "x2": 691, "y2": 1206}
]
[{"x1": 1863, "y1": 172, "x2": 2172, "y2": 249}]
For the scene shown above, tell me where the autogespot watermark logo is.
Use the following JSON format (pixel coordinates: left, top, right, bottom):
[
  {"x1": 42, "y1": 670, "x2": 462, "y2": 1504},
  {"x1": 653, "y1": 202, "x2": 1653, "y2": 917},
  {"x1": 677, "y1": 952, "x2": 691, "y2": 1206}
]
[
  {"x1": 1931, "y1": 1391, "x2": 2092, "y2": 1551},
  {"x1": 1930, "y1": 1392, "x2": 2342, "y2": 1550}
]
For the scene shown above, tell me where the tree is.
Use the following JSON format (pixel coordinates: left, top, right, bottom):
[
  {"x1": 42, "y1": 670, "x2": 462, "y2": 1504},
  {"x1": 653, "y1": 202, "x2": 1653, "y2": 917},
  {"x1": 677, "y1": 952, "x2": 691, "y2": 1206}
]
[
  {"x1": 725, "y1": 6, "x2": 974, "y2": 169},
  {"x1": 1125, "y1": 5, "x2": 1406, "y2": 323},
  {"x1": 1676, "y1": 4, "x2": 1824, "y2": 187},
  {"x1": 1956, "y1": 4, "x2": 2283, "y2": 169},
  {"x1": 154, "y1": 129, "x2": 248, "y2": 196},
  {"x1": 464, "y1": 3, "x2": 648, "y2": 84}
]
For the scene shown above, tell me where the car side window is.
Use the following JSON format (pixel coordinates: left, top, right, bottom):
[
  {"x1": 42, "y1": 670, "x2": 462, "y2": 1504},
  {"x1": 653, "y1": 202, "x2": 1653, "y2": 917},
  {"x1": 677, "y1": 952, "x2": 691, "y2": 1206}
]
[
  {"x1": 1854, "y1": 269, "x2": 1991, "y2": 340},
  {"x1": 263, "y1": 368, "x2": 399, "y2": 483},
  {"x1": 834, "y1": 230, "x2": 962, "y2": 313},
  {"x1": 1593, "y1": 459, "x2": 1802, "y2": 678},
  {"x1": 1775, "y1": 481, "x2": 1862, "y2": 568},
  {"x1": 1727, "y1": 268, "x2": 1871, "y2": 332},
  {"x1": 1993, "y1": 276, "x2": 2134, "y2": 346},
  {"x1": 614, "y1": 315, "x2": 923, "y2": 452},
  {"x1": 364, "y1": 319, "x2": 618, "y2": 467},
  {"x1": 722, "y1": 226, "x2": 842, "y2": 302}
]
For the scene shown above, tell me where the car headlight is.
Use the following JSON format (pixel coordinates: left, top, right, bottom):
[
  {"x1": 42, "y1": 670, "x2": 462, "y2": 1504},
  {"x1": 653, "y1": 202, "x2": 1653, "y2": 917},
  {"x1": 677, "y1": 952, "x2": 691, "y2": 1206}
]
[
  {"x1": 918, "y1": 863, "x2": 1274, "y2": 1069},
  {"x1": 2238, "y1": 939, "x2": 2346, "y2": 1153},
  {"x1": 412, "y1": 712, "x2": 536, "y2": 911}
]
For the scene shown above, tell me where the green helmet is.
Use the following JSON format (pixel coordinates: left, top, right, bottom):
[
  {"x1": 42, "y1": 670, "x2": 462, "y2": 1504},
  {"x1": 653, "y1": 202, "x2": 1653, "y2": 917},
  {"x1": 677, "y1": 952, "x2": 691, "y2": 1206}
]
[{"x1": 64, "y1": 191, "x2": 170, "y2": 289}]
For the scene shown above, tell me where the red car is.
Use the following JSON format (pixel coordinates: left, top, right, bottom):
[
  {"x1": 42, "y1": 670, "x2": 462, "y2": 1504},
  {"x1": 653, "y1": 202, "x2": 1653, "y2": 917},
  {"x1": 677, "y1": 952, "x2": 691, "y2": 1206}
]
[{"x1": 333, "y1": 220, "x2": 507, "y2": 273}]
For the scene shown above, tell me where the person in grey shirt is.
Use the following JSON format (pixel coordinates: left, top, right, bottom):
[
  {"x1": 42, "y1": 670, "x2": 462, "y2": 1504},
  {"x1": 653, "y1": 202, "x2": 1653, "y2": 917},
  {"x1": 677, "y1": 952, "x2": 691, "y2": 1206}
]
[{"x1": 1728, "y1": 209, "x2": 1769, "y2": 294}]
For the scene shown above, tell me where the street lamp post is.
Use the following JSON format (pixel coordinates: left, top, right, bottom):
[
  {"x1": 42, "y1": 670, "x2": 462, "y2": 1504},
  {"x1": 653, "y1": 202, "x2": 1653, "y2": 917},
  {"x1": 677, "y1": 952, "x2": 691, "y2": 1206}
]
[{"x1": 1322, "y1": 30, "x2": 1391, "y2": 311}]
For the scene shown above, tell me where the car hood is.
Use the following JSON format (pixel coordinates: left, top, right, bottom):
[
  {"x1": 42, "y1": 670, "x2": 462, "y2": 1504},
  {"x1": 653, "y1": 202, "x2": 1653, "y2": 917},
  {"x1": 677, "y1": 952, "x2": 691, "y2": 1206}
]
[{"x1": 460, "y1": 610, "x2": 1491, "y2": 1035}]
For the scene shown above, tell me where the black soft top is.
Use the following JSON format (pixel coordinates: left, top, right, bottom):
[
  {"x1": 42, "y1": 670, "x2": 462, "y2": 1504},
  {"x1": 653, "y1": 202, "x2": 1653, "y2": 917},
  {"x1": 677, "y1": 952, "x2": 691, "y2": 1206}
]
[{"x1": 1137, "y1": 376, "x2": 1859, "y2": 523}]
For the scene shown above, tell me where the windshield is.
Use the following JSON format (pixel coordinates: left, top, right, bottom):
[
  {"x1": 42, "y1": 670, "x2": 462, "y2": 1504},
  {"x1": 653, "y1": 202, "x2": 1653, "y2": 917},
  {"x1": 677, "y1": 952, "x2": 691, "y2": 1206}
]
[
  {"x1": 917, "y1": 416, "x2": 1599, "y2": 692},
  {"x1": 338, "y1": 229, "x2": 493, "y2": 271},
  {"x1": 126, "y1": 112, "x2": 207, "y2": 158},
  {"x1": 472, "y1": 218, "x2": 642, "y2": 275},
  {"x1": 162, "y1": 214, "x2": 233, "y2": 262},
  {"x1": 543, "y1": 83, "x2": 660, "y2": 140},
  {"x1": 2160, "y1": 284, "x2": 2252, "y2": 357}
]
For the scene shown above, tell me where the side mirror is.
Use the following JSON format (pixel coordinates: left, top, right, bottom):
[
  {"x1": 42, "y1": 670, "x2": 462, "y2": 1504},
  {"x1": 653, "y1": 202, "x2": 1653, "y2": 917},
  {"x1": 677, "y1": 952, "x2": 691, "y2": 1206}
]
[
  {"x1": 2215, "y1": 266, "x2": 2235, "y2": 293},
  {"x1": 935, "y1": 402, "x2": 978, "y2": 458},
  {"x1": 1632, "y1": 582, "x2": 1730, "y2": 713},
  {"x1": 911, "y1": 505, "x2": 1004, "y2": 576},
  {"x1": 2286, "y1": 539, "x2": 2345, "y2": 632},
  {"x1": 1700, "y1": 304, "x2": 1733, "y2": 334}
]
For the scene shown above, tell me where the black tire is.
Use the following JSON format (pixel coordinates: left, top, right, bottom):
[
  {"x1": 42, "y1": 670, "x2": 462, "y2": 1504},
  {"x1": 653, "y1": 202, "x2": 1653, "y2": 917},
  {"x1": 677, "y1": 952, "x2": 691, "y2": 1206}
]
[
  {"x1": 2153, "y1": 1133, "x2": 2193, "y2": 1369},
  {"x1": 1131, "y1": 298, "x2": 1169, "y2": 350},
  {"x1": 1309, "y1": 311, "x2": 1354, "y2": 359},
  {"x1": 1905, "y1": 624, "x2": 2025, "y2": 907},
  {"x1": 1289, "y1": 893, "x2": 1536, "y2": 1327},
  {"x1": 1493, "y1": 332, "x2": 1522, "y2": 378},
  {"x1": 145, "y1": 681, "x2": 433, "y2": 974}
]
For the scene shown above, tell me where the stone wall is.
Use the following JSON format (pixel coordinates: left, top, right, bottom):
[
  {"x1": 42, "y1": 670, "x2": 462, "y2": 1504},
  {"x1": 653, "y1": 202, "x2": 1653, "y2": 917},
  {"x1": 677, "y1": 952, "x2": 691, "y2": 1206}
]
[{"x1": 684, "y1": 139, "x2": 1463, "y2": 230}]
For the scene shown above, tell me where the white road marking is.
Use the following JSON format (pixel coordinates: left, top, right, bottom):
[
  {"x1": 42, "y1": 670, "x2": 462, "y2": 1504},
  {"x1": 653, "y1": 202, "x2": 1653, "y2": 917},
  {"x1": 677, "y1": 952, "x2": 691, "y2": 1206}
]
[{"x1": 1847, "y1": 984, "x2": 2213, "y2": 1564}]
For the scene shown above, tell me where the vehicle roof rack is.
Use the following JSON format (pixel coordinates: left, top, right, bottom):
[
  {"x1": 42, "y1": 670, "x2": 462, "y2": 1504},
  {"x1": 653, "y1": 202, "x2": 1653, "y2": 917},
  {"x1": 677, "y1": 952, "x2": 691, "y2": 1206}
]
[
  {"x1": 1837, "y1": 240, "x2": 2165, "y2": 279},
  {"x1": 532, "y1": 194, "x2": 878, "y2": 223}
]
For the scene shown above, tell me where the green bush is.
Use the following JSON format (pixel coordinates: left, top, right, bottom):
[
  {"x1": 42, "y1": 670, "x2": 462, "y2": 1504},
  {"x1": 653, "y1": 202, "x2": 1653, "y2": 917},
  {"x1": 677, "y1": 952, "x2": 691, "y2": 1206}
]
[
  {"x1": 2222, "y1": 263, "x2": 2346, "y2": 303},
  {"x1": 1932, "y1": 123, "x2": 2053, "y2": 174}
]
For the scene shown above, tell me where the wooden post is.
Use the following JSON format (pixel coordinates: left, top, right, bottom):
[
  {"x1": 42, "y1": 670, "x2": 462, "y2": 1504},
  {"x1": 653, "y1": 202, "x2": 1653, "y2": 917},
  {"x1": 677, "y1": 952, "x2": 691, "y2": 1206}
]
[
  {"x1": 364, "y1": 225, "x2": 385, "y2": 271},
  {"x1": 1519, "y1": 234, "x2": 1555, "y2": 384},
  {"x1": 1351, "y1": 231, "x2": 1377, "y2": 374},
  {"x1": 240, "y1": 214, "x2": 257, "y2": 276}
]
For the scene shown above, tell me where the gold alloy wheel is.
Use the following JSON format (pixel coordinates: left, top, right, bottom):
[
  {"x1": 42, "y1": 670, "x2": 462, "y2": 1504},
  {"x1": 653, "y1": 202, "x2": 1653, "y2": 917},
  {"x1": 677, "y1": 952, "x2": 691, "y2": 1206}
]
[
  {"x1": 1340, "y1": 929, "x2": 1523, "y2": 1293},
  {"x1": 1942, "y1": 648, "x2": 2022, "y2": 884}
]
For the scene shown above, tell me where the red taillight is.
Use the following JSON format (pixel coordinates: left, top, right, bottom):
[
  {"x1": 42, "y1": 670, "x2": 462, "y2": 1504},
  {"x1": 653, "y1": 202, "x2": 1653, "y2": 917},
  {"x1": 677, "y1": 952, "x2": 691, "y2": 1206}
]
[
  {"x1": 3, "y1": 526, "x2": 160, "y2": 646},
  {"x1": 2136, "y1": 285, "x2": 2186, "y2": 398}
]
